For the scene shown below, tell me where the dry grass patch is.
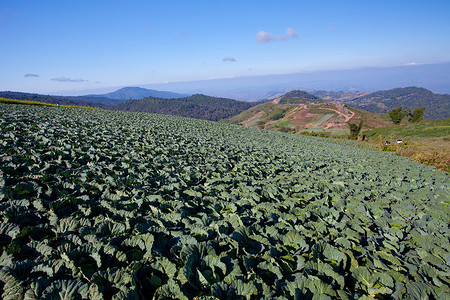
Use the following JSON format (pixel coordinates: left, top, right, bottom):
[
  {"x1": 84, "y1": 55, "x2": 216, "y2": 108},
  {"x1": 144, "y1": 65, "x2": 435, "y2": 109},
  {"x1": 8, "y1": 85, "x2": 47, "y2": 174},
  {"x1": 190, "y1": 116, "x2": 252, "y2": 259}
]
[{"x1": 395, "y1": 137, "x2": 450, "y2": 171}]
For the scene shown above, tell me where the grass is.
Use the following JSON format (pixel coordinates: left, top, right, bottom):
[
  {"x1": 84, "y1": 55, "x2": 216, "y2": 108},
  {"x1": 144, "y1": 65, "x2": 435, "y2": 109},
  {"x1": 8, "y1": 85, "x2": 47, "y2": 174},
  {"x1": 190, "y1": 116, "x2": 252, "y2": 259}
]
[
  {"x1": 311, "y1": 114, "x2": 334, "y2": 128},
  {"x1": 372, "y1": 138, "x2": 449, "y2": 172},
  {"x1": 397, "y1": 138, "x2": 450, "y2": 172},
  {"x1": 362, "y1": 118, "x2": 450, "y2": 171},
  {"x1": 363, "y1": 118, "x2": 450, "y2": 139},
  {"x1": 276, "y1": 119, "x2": 291, "y2": 127},
  {"x1": 309, "y1": 108, "x2": 335, "y2": 114},
  {"x1": 346, "y1": 105, "x2": 390, "y2": 120},
  {"x1": 266, "y1": 107, "x2": 286, "y2": 120}
]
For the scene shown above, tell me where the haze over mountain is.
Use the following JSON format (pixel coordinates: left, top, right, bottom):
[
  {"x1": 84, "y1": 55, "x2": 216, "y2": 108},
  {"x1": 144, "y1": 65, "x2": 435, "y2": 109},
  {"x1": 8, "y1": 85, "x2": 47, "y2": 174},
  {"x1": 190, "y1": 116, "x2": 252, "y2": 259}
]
[
  {"x1": 137, "y1": 62, "x2": 450, "y2": 101},
  {"x1": 32, "y1": 63, "x2": 450, "y2": 102}
]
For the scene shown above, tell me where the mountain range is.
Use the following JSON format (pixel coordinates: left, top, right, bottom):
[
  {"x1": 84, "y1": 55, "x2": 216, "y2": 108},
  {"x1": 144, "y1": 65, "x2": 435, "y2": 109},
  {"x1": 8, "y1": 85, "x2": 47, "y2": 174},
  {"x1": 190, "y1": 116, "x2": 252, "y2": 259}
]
[
  {"x1": 243, "y1": 87, "x2": 449, "y2": 120},
  {"x1": 1, "y1": 86, "x2": 449, "y2": 121},
  {"x1": 0, "y1": 90, "x2": 255, "y2": 122},
  {"x1": 340, "y1": 87, "x2": 450, "y2": 119}
]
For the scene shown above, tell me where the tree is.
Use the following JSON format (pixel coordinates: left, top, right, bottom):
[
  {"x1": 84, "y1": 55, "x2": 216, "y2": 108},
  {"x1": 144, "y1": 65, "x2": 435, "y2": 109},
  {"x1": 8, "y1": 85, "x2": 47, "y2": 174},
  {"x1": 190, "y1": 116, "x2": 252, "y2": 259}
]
[
  {"x1": 409, "y1": 107, "x2": 425, "y2": 123},
  {"x1": 348, "y1": 119, "x2": 364, "y2": 140},
  {"x1": 388, "y1": 106, "x2": 410, "y2": 124}
]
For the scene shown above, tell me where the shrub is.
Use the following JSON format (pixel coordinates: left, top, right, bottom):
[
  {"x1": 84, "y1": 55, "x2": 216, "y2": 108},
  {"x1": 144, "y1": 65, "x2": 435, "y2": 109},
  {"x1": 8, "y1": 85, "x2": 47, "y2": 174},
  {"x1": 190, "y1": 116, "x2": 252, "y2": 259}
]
[
  {"x1": 388, "y1": 106, "x2": 410, "y2": 124},
  {"x1": 348, "y1": 120, "x2": 364, "y2": 140},
  {"x1": 409, "y1": 107, "x2": 425, "y2": 123}
]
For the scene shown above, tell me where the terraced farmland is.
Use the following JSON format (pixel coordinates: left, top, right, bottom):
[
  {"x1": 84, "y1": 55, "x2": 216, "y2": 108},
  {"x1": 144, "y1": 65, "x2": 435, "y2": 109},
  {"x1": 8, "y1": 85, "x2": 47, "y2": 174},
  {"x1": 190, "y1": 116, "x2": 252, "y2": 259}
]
[{"x1": 0, "y1": 104, "x2": 449, "y2": 299}]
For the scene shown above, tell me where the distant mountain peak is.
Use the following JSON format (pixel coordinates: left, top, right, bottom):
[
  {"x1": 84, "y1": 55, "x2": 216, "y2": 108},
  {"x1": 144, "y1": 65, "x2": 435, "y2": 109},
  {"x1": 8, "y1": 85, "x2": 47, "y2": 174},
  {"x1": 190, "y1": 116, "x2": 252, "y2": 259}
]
[
  {"x1": 118, "y1": 86, "x2": 146, "y2": 90},
  {"x1": 86, "y1": 87, "x2": 190, "y2": 100},
  {"x1": 282, "y1": 90, "x2": 322, "y2": 100},
  {"x1": 277, "y1": 90, "x2": 323, "y2": 104}
]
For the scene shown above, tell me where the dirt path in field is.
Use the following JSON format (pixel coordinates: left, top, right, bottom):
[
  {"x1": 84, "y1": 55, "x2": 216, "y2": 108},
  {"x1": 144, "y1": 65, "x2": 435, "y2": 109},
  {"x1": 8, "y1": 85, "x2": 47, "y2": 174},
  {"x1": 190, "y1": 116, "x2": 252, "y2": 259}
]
[
  {"x1": 319, "y1": 103, "x2": 355, "y2": 129},
  {"x1": 331, "y1": 102, "x2": 355, "y2": 122}
]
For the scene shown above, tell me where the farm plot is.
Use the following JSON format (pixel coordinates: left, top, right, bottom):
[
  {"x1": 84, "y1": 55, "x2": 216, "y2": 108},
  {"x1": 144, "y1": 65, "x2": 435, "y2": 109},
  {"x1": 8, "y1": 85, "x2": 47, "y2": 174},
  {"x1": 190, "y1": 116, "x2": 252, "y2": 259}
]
[
  {"x1": 0, "y1": 104, "x2": 449, "y2": 299},
  {"x1": 311, "y1": 114, "x2": 334, "y2": 128}
]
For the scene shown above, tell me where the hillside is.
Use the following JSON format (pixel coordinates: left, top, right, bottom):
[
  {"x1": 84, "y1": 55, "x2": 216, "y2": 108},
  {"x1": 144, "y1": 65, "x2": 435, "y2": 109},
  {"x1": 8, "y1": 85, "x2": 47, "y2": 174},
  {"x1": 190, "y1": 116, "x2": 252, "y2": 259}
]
[
  {"x1": 0, "y1": 91, "x2": 119, "y2": 106},
  {"x1": 1, "y1": 103, "x2": 448, "y2": 299},
  {"x1": 226, "y1": 90, "x2": 391, "y2": 134},
  {"x1": 113, "y1": 93, "x2": 256, "y2": 121},
  {"x1": 343, "y1": 87, "x2": 450, "y2": 119},
  {"x1": 86, "y1": 86, "x2": 189, "y2": 100}
]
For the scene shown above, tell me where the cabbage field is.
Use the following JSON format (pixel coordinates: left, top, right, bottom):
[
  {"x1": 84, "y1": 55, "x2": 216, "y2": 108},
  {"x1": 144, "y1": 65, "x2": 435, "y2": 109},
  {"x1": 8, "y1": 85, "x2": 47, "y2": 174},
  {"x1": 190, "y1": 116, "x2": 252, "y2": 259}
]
[{"x1": 0, "y1": 103, "x2": 449, "y2": 299}]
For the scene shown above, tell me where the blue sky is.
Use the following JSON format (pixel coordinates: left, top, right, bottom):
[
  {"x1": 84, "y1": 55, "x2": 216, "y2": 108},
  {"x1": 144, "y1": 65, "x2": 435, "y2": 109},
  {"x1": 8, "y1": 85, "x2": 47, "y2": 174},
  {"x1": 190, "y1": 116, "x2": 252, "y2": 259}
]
[{"x1": 1, "y1": 0, "x2": 450, "y2": 95}]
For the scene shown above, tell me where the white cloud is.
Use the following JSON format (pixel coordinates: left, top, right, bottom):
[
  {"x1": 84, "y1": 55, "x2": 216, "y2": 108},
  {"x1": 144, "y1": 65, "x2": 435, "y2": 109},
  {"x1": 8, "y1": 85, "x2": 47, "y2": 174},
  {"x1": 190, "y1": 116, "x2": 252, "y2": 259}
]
[
  {"x1": 256, "y1": 27, "x2": 298, "y2": 44},
  {"x1": 256, "y1": 31, "x2": 274, "y2": 44},
  {"x1": 282, "y1": 28, "x2": 298, "y2": 40},
  {"x1": 24, "y1": 73, "x2": 39, "y2": 78},
  {"x1": 51, "y1": 77, "x2": 87, "y2": 82},
  {"x1": 222, "y1": 57, "x2": 236, "y2": 62},
  {"x1": 404, "y1": 62, "x2": 427, "y2": 66}
]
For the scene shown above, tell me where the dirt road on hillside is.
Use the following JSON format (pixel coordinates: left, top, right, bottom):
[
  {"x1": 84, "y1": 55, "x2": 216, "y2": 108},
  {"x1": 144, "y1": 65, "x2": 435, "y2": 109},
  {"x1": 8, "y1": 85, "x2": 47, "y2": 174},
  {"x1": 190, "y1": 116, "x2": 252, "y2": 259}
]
[{"x1": 334, "y1": 102, "x2": 354, "y2": 122}]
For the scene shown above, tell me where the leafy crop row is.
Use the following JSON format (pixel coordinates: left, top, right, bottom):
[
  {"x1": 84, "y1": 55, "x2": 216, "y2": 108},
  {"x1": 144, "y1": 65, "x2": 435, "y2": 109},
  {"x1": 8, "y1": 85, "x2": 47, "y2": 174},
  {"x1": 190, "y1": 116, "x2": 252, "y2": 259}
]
[{"x1": 0, "y1": 104, "x2": 449, "y2": 299}]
